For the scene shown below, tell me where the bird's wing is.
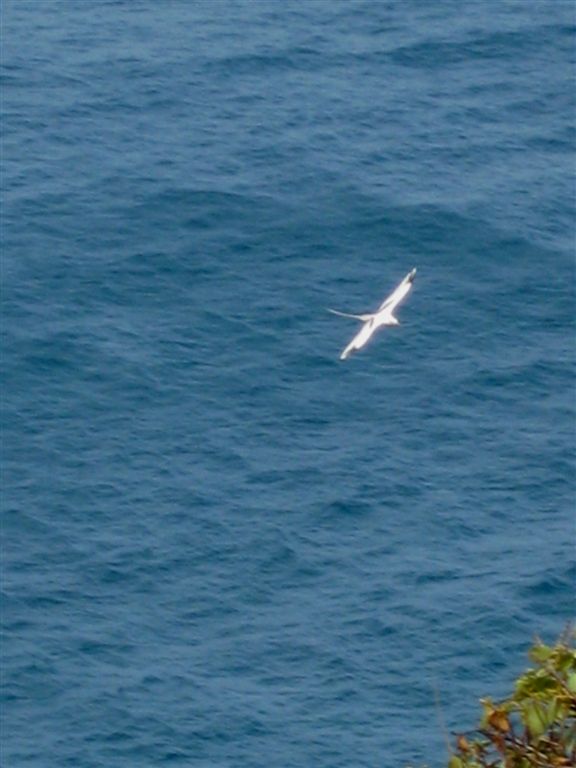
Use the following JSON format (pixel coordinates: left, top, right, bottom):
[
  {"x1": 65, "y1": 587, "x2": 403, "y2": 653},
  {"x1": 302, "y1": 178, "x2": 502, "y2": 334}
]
[
  {"x1": 377, "y1": 268, "x2": 416, "y2": 312},
  {"x1": 340, "y1": 318, "x2": 377, "y2": 360}
]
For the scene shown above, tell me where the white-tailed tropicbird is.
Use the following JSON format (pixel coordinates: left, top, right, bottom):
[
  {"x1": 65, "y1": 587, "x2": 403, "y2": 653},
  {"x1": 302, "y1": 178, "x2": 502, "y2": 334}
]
[{"x1": 329, "y1": 268, "x2": 416, "y2": 360}]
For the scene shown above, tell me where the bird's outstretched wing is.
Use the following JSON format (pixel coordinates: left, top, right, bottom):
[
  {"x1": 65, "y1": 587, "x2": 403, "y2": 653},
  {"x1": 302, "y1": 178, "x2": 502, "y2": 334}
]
[
  {"x1": 340, "y1": 318, "x2": 377, "y2": 360},
  {"x1": 377, "y1": 268, "x2": 416, "y2": 312}
]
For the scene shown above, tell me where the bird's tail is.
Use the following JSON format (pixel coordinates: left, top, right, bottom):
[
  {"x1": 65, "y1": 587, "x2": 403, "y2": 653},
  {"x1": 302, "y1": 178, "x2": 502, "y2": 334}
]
[{"x1": 327, "y1": 308, "x2": 375, "y2": 322}]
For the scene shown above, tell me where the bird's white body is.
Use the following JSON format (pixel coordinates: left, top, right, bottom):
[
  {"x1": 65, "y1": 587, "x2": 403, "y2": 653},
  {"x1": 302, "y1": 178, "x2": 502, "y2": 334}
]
[{"x1": 329, "y1": 268, "x2": 416, "y2": 360}]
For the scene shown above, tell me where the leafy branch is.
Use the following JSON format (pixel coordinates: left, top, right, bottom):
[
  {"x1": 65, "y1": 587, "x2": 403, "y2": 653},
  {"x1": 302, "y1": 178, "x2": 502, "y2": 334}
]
[{"x1": 449, "y1": 630, "x2": 576, "y2": 768}]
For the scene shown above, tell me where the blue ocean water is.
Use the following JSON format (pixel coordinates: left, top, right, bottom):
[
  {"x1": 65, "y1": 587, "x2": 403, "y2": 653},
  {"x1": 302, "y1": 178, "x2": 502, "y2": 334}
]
[{"x1": 2, "y1": 1, "x2": 574, "y2": 766}]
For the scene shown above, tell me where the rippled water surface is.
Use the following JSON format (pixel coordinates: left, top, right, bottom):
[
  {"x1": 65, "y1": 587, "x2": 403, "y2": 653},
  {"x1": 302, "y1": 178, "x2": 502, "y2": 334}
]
[{"x1": 3, "y1": 2, "x2": 575, "y2": 766}]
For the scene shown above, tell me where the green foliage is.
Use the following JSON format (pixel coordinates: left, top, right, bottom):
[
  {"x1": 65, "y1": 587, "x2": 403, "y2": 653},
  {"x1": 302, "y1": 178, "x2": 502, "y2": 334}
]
[{"x1": 450, "y1": 631, "x2": 576, "y2": 767}]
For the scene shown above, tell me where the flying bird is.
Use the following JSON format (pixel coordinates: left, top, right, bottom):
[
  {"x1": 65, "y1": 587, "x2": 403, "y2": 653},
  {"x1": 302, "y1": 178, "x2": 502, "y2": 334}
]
[{"x1": 329, "y1": 268, "x2": 416, "y2": 360}]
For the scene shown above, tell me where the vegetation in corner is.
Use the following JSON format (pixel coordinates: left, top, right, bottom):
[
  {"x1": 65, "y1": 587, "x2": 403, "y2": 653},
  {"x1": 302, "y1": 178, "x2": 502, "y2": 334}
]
[{"x1": 449, "y1": 631, "x2": 576, "y2": 767}]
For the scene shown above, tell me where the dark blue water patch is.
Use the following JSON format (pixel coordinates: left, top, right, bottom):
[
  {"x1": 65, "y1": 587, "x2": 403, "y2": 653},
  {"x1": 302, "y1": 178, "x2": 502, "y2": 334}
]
[
  {"x1": 520, "y1": 565, "x2": 576, "y2": 618},
  {"x1": 390, "y1": 24, "x2": 574, "y2": 69}
]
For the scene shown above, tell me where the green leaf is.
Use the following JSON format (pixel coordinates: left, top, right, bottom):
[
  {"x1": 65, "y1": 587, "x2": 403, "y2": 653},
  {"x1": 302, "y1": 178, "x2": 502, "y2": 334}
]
[
  {"x1": 530, "y1": 643, "x2": 553, "y2": 664},
  {"x1": 522, "y1": 701, "x2": 548, "y2": 739},
  {"x1": 553, "y1": 647, "x2": 576, "y2": 674},
  {"x1": 515, "y1": 669, "x2": 557, "y2": 699}
]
